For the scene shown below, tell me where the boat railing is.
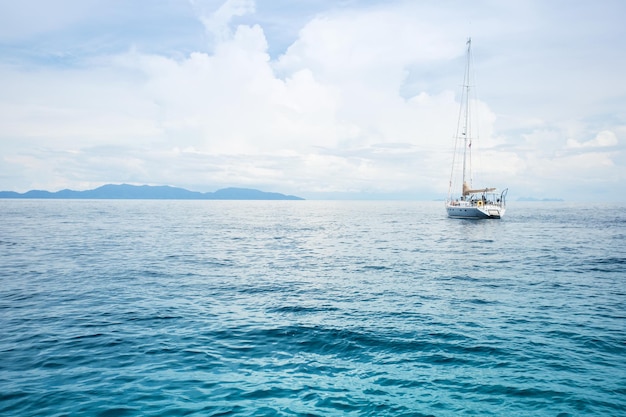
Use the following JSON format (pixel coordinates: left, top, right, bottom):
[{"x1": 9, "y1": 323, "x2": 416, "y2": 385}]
[{"x1": 449, "y1": 193, "x2": 505, "y2": 208}]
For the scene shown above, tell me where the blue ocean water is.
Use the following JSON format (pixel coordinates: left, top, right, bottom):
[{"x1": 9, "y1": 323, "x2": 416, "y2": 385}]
[{"x1": 0, "y1": 200, "x2": 624, "y2": 417}]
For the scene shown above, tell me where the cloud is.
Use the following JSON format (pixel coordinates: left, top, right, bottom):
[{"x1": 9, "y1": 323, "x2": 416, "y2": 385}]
[
  {"x1": 190, "y1": 0, "x2": 255, "y2": 44},
  {"x1": 114, "y1": 25, "x2": 343, "y2": 155},
  {"x1": 566, "y1": 130, "x2": 619, "y2": 149},
  {"x1": 0, "y1": 64, "x2": 160, "y2": 148}
]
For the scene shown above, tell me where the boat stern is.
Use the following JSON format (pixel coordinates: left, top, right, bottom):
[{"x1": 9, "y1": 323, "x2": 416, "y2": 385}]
[{"x1": 446, "y1": 201, "x2": 505, "y2": 219}]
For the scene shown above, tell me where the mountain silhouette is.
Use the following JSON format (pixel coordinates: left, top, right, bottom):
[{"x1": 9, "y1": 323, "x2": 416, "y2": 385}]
[{"x1": 0, "y1": 184, "x2": 304, "y2": 200}]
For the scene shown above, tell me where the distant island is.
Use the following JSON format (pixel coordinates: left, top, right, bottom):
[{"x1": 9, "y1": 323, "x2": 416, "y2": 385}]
[
  {"x1": 516, "y1": 197, "x2": 564, "y2": 202},
  {"x1": 0, "y1": 184, "x2": 304, "y2": 200}
]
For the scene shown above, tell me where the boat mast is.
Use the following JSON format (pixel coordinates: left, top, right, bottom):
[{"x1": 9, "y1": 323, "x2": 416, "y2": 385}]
[{"x1": 461, "y1": 37, "x2": 472, "y2": 195}]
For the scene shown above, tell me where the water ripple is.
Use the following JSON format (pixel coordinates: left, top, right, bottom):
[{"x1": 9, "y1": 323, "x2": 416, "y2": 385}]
[{"x1": 0, "y1": 200, "x2": 625, "y2": 416}]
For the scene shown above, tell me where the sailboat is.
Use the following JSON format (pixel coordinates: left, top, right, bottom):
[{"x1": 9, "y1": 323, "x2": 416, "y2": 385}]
[{"x1": 446, "y1": 38, "x2": 508, "y2": 219}]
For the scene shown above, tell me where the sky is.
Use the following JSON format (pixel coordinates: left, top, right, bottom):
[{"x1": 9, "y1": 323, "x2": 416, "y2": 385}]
[{"x1": 0, "y1": 0, "x2": 624, "y2": 200}]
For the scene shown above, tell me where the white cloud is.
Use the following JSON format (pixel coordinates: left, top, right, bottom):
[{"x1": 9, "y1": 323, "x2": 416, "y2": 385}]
[
  {"x1": 567, "y1": 130, "x2": 619, "y2": 149},
  {"x1": 0, "y1": 66, "x2": 160, "y2": 149},
  {"x1": 191, "y1": 0, "x2": 256, "y2": 44}
]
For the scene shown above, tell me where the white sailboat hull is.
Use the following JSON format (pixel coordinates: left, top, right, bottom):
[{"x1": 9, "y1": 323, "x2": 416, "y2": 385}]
[{"x1": 446, "y1": 202, "x2": 505, "y2": 219}]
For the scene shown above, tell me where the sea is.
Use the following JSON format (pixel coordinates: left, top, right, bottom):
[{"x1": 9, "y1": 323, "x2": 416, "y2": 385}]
[{"x1": 1, "y1": 200, "x2": 624, "y2": 417}]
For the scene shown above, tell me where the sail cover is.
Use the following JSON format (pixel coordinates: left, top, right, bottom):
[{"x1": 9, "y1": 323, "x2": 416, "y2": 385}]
[{"x1": 463, "y1": 182, "x2": 496, "y2": 196}]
